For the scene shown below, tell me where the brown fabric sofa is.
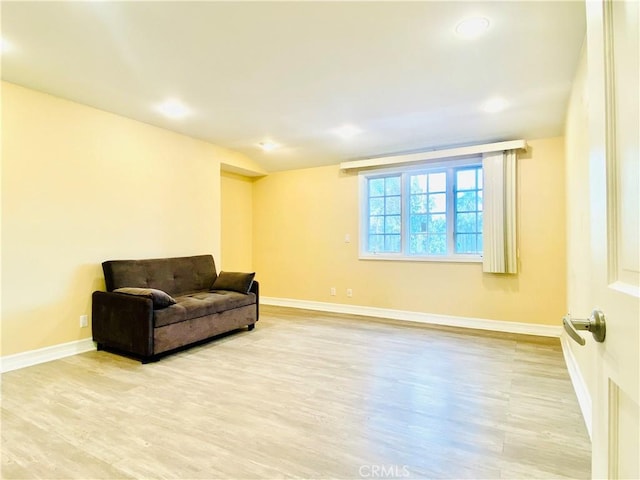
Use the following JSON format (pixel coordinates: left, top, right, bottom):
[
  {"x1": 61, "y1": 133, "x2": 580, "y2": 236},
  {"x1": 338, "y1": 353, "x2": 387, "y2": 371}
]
[{"x1": 92, "y1": 254, "x2": 258, "y2": 363}]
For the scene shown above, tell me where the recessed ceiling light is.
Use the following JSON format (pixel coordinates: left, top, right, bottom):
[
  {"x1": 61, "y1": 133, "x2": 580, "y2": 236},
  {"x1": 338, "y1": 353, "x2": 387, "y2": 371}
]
[
  {"x1": 258, "y1": 141, "x2": 279, "y2": 152},
  {"x1": 157, "y1": 99, "x2": 190, "y2": 119},
  {"x1": 482, "y1": 97, "x2": 508, "y2": 113},
  {"x1": 455, "y1": 17, "x2": 490, "y2": 39},
  {"x1": 333, "y1": 124, "x2": 363, "y2": 139}
]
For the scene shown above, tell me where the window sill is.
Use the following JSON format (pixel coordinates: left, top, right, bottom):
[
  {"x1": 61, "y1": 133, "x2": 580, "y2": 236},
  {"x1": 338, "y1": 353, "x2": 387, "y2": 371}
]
[{"x1": 359, "y1": 254, "x2": 483, "y2": 263}]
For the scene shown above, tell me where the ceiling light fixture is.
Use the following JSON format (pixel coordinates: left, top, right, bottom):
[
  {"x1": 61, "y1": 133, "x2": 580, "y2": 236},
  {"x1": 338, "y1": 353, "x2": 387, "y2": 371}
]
[
  {"x1": 157, "y1": 99, "x2": 190, "y2": 119},
  {"x1": 258, "y1": 141, "x2": 279, "y2": 152},
  {"x1": 482, "y1": 97, "x2": 508, "y2": 113},
  {"x1": 455, "y1": 17, "x2": 490, "y2": 39},
  {"x1": 333, "y1": 124, "x2": 363, "y2": 139}
]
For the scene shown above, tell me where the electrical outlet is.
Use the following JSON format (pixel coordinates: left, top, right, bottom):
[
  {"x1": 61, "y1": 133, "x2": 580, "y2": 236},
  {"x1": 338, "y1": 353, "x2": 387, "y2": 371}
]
[
  {"x1": 330, "y1": 287, "x2": 336, "y2": 296},
  {"x1": 346, "y1": 288, "x2": 353, "y2": 297},
  {"x1": 345, "y1": 233, "x2": 351, "y2": 243},
  {"x1": 80, "y1": 315, "x2": 88, "y2": 328}
]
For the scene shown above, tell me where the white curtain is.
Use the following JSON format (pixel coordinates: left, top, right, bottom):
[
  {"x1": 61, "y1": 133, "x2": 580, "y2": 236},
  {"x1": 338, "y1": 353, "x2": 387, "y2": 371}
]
[{"x1": 482, "y1": 150, "x2": 517, "y2": 273}]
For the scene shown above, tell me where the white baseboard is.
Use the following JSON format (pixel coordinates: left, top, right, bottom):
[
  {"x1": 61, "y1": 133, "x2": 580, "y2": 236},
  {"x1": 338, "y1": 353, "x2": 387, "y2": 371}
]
[
  {"x1": 1, "y1": 338, "x2": 96, "y2": 374},
  {"x1": 261, "y1": 297, "x2": 562, "y2": 338},
  {"x1": 560, "y1": 334, "x2": 593, "y2": 439}
]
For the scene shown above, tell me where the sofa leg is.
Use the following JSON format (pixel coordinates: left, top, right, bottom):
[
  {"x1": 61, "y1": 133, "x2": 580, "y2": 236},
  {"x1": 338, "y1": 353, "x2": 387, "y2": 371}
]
[
  {"x1": 141, "y1": 355, "x2": 159, "y2": 364},
  {"x1": 248, "y1": 324, "x2": 255, "y2": 331},
  {"x1": 96, "y1": 343, "x2": 104, "y2": 351}
]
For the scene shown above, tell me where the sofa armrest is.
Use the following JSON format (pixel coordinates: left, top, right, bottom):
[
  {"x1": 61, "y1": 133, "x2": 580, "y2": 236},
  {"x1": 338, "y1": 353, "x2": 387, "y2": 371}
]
[
  {"x1": 250, "y1": 280, "x2": 259, "y2": 320},
  {"x1": 92, "y1": 291, "x2": 154, "y2": 357}
]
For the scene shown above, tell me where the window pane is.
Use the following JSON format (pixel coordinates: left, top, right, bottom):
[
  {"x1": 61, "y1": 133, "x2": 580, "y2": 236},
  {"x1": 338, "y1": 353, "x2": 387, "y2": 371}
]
[
  {"x1": 369, "y1": 235, "x2": 384, "y2": 252},
  {"x1": 385, "y1": 234, "x2": 401, "y2": 252},
  {"x1": 369, "y1": 216, "x2": 384, "y2": 234},
  {"x1": 385, "y1": 215, "x2": 401, "y2": 234},
  {"x1": 369, "y1": 197, "x2": 384, "y2": 215},
  {"x1": 410, "y1": 215, "x2": 428, "y2": 233},
  {"x1": 427, "y1": 234, "x2": 447, "y2": 255},
  {"x1": 410, "y1": 194, "x2": 428, "y2": 214},
  {"x1": 429, "y1": 193, "x2": 446, "y2": 213},
  {"x1": 457, "y1": 169, "x2": 477, "y2": 190},
  {"x1": 428, "y1": 214, "x2": 446, "y2": 233},
  {"x1": 385, "y1": 176, "x2": 401, "y2": 195},
  {"x1": 409, "y1": 234, "x2": 428, "y2": 255},
  {"x1": 456, "y1": 191, "x2": 477, "y2": 212},
  {"x1": 410, "y1": 174, "x2": 427, "y2": 194},
  {"x1": 429, "y1": 172, "x2": 446, "y2": 192},
  {"x1": 456, "y1": 212, "x2": 477, "y2": 233},
  {"x1": 454, "y1": 166, "x2": 482, "y2": 255},
  {"x1": 456, "y1": 233, "x2": 477, "y2": 253},
  {"x1": 386, "y1": 196, "x2": 401, "y2": 214},
  {"x1": 369, "y1": 178, "x2": 385, "y2": 197}
]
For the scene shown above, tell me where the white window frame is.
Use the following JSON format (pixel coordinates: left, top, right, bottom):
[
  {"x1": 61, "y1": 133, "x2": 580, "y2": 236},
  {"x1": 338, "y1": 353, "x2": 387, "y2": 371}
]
[{"x1": 358, "y1": 156, "x2": 483, "y2": 263}]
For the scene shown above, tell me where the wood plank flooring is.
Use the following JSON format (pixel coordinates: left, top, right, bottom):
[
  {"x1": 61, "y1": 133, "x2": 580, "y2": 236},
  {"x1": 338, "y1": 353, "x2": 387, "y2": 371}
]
[{"x1": 1, "y1": 306, "x2": 591, "y2": 479}]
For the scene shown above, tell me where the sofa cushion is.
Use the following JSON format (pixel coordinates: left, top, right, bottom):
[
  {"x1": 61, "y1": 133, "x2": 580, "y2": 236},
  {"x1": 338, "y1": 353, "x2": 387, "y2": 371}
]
[
  {"x1": 154, "y1": 291, "x2": 257, "y2": 327},
  {"x1": 153, "y1": 303, "x2": 188, "y2": 327},
  {"x1": 103, "y1": 255, "x2": 217, "y2": 296},
  {"x1": 211, "y1": 271, "x2": 255, "y2": 294},
  {"x1": 113, "y1": 287, "x2": 176, "y2": 309}
]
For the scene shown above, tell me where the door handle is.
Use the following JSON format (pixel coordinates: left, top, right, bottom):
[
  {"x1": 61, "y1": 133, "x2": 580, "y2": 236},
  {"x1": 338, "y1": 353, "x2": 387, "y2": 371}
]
[{"x1": 562, "y1": 310, "x2": 606, "y2": 346}]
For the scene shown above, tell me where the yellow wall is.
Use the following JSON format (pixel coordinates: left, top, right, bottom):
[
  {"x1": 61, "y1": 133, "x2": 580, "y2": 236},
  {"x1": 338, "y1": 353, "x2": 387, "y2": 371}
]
[
  {"x1": 253, "y1": 137, "x2": 567, "y2": 325},
  {"x1": 221, "y1": 172, "x2": 254, "y2": 272},
  {"x1": 1, "y1": 82, "x2": 252, "y2": 356}
]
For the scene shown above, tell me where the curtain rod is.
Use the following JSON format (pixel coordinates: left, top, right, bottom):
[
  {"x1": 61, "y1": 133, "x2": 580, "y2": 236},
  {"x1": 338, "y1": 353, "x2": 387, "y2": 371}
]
[{"x1": 340, "y1": 139, "x2": 527, "y2": 171}]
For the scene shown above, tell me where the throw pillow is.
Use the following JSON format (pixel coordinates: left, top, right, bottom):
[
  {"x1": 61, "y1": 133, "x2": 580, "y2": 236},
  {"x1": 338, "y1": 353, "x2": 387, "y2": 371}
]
[
  {"x1": 211, "y1": 271, "x2": 255, "y2": 294},
  {"x1": 113, "y1": 287, "x2": 177, "y2": 309}
]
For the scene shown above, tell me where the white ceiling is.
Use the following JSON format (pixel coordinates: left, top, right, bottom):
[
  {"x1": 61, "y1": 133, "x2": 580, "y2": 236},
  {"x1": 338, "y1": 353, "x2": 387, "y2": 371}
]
[{"x1": 1, "y1": 1, "x2": 585, "y2": 173}]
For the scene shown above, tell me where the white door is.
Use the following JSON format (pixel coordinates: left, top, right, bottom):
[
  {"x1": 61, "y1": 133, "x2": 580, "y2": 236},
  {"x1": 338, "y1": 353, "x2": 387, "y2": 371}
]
[{"x1": 586, "y1": 0, "x2": 639, "y2": 477}]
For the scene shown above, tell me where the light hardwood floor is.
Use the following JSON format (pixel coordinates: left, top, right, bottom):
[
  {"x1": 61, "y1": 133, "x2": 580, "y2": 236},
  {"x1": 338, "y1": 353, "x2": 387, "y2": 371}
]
[{"x1": 1, "y1": 306, "x2": 591, "y2": 479}]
